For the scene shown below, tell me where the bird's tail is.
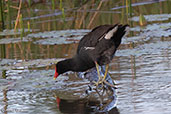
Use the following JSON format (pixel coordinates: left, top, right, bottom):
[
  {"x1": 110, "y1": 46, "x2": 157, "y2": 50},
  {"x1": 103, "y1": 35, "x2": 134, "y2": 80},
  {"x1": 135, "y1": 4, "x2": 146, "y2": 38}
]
[{"x1": 105, "y1": 24, "x2": 130, "y2": 48}]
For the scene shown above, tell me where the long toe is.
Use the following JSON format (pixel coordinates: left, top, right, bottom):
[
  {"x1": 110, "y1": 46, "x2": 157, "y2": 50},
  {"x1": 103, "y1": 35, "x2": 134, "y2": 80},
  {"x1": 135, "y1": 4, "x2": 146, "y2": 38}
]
[{"x1": 92, "y1": 78, "x2": 104, "y2": 88}]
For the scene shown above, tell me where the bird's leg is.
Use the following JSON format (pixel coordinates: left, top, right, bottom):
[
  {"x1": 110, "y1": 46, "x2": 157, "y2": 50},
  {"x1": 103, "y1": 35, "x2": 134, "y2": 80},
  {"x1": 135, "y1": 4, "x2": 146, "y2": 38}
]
[
  {"x1": 93, "y1": 62, "x2": 111, "y2": 88},
  {"x1": 95, "y1": 61, "x2": 101, "y2": 78},
  {"x1": 93, "y1": 63, "x2": 111, "y2": 89},
  {"x1": 100, "y1": 64, "x2": 118, "y2": 89},
  {"x1": 101, "y1": 64, "x2": 118, "y2": 88},
  {"x1": 93, "y1": 61, "x2": 103, "y2": 87},
  {"x1": 102, "y1": 64, "x2": 109, "y2": 82}
]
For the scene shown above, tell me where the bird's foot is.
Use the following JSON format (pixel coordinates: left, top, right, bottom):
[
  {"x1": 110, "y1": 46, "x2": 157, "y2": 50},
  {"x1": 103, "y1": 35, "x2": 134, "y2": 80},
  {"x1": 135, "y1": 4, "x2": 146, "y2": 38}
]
[
  {"x1": 103, "y1": 80, "x2": 117, "y2": 89},
  {"x1": 93, "y1": 77, "x2": 117, "y2": 89},
  {"x1": 94, "y1": 62, "x2": 116, "y2": 89},
  {"x1": 92, "y1": 76, "x2": 105, "y2": 88}
]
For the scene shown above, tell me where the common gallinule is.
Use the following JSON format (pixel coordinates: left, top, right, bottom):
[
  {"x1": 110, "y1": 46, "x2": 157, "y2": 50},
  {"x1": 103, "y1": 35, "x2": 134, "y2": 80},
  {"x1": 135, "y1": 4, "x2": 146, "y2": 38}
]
[{"x1": 54, "y1": 24, "x2": 129, "y2": 86}]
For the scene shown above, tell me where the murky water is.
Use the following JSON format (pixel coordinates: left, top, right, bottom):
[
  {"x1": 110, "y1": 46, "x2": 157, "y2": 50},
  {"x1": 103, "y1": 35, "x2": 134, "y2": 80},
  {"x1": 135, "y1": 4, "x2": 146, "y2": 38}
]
[{"x1": 0, "y1": 0, "x2": 171, "y2": 114}]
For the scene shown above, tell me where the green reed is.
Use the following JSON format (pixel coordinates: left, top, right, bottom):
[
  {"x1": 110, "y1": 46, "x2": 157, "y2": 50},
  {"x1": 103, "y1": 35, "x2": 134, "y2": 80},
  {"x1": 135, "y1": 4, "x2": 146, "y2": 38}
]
[
  {"x1": 60, "y1": 0, "x2": 63, "y2": 10},
  {"x1": 59, "y1": 0, "x2": 65, "y2": 21},
  {"x1": 0, "y1": 0, "x2": 5, "y2": 30},
  {"x1": 28, "y1": 0, "x2": 31, "y2": 8},
  {"x1": 7, "y1": 0, "x2": 12, "y2": 29},
  {"x1": 52, "y1": 0, "x2": 55, "y2": 10},
  {"x1": 126, "y1": 0, "x2": 132, "y2": 17},
  {"x1": 2, "y1": 70, "x2": 7, "y2": 78},
  {"x1": 139, "y1": 14, "x2": 146, "y2": 26},
  {"x1": 62, "y1": 8, "x2": 65, "y2": 19},
  {"x1": 19, "y1": 14, "x2": 24, "y2": 39},
  {"x1": 0, "y1": 44, "x2": 6, "y2": 58},
  {"x1": 27, "y1": 21, "x2": 30, "y2": 33}
]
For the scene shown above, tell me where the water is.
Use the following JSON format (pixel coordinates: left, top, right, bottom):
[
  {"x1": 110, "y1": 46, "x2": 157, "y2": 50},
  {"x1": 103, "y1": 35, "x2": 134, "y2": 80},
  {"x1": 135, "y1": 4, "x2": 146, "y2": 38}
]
[{"x1": 0, "y1": 0, "x2": 171, "y2": 114}]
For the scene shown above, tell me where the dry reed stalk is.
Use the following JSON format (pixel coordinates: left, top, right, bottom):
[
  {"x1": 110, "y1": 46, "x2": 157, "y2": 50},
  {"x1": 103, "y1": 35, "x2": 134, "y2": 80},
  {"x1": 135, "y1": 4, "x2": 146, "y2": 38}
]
[{"x1": 14, "y1": 0, "x2": 22, "y2": 31}]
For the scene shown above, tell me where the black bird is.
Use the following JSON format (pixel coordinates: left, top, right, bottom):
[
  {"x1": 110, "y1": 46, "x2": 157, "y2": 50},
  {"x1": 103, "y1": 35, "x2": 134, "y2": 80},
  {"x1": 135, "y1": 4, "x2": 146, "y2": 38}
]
[{"x1": 54, "y1": 24, "x2": 129, "y2": 86}]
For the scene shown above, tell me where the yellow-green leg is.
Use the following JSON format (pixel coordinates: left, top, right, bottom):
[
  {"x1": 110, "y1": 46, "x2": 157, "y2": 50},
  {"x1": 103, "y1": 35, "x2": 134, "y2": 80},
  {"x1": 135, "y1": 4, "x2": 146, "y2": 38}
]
[
  {"x1": 95, "y1": 61, "x2": 101, "y2": 78},
  {"x1": 93, "y1": 62, "x2": 102, "y2": 87},
  {"x1": 103, "y1": 64, "x2": 109, "y2": 81},
  {"x1": 93, "y1": 62, "x2": 109, "y2": 87}
]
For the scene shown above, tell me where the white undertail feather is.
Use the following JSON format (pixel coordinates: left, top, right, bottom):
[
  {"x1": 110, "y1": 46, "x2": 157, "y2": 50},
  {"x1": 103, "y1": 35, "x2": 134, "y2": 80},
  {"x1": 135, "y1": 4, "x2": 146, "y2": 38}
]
[
  {"x1": 104, "y1": 26, "x2": 118, "y2": 39},
  {"x1": 124, "y1": 26, "x2": 130, "y2": 37}
]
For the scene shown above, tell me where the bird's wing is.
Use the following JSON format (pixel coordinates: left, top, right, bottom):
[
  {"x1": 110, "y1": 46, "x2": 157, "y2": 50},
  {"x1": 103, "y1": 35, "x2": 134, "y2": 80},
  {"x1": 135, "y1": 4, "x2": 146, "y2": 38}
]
[
  {"x1": 77, "y1": 24, "x2": 116, "y2": 54},
  {"x1": 76, "y1": 24, "x2": 129, "y2": 63}
]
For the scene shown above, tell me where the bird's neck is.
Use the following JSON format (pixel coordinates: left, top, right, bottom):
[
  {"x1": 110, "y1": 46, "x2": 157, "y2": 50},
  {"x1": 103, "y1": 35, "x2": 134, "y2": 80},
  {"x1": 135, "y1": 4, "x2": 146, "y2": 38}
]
[
  {"x1": 57, "y1": 55, "x2": 94, "y2": 74},
  {"x1": 57, "y1": 58, "x2": 75, "y2": 74}
]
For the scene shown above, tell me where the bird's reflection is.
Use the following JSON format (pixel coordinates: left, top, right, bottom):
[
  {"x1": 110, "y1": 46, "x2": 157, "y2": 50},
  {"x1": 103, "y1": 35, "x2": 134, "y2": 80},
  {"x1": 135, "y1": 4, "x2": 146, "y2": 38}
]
[
  {"x1": 77, "y1": 65, "x2": 117, "y2": 111},
  {"x1": 55, "y1": 65, "x2": 118, "y2": 113},
  {"x1": 56, "y1": 97, "x2": 120, "y2": 114}
]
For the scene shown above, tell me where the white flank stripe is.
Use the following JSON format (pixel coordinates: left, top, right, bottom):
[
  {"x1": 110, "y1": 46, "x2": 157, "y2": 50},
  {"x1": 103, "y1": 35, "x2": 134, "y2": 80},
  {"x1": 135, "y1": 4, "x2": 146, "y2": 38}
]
[{"x1": 84, "y1": 47, "x2": 95, "y2": 50}]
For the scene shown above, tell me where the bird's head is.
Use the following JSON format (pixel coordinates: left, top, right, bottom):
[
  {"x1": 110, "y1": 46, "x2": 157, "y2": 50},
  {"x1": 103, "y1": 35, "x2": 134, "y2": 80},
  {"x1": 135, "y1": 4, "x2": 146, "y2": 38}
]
[
  {"x1": 53, "y1": 60, "x2": 69, "y2": 80},
  {"x1": 54, "y1": 59, "x2": 74, "y2": 80}
]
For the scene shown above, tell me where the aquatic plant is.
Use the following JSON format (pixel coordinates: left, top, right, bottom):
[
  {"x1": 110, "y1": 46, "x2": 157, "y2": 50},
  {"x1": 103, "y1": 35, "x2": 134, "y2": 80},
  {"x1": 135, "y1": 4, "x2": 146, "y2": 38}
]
[
  {"x1": 0, "y1": 0, "x2": 5, "y2": 30},
  {"x1": 139, "y1": 14, "x2": 147, "y2": 26}
]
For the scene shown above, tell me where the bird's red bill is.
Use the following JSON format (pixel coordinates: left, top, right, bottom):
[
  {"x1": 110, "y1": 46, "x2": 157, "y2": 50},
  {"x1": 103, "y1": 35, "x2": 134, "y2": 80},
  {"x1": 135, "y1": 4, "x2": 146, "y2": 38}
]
[{"x1": 54, "y1": 67, "x2": 59, "y2": 80}]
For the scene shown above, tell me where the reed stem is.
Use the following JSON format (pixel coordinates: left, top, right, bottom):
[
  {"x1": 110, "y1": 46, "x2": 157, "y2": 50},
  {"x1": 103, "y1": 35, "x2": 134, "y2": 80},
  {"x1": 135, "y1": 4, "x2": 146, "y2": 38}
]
[
  {"x1": 19, "y1": 14, "x2": 24, "y2": 39},
  {"x1": 52, "y1": 0, "x2": 55, "y2": 10},
  {"x1": 0, "y1": 0, "x2": 5, "y2": 30},
  {"x1": 27, "y1": 21, "x2": 30, "y2": 33},
  {"x1": 7, "y1": 0, "x2": 12, "y2": 29}
]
